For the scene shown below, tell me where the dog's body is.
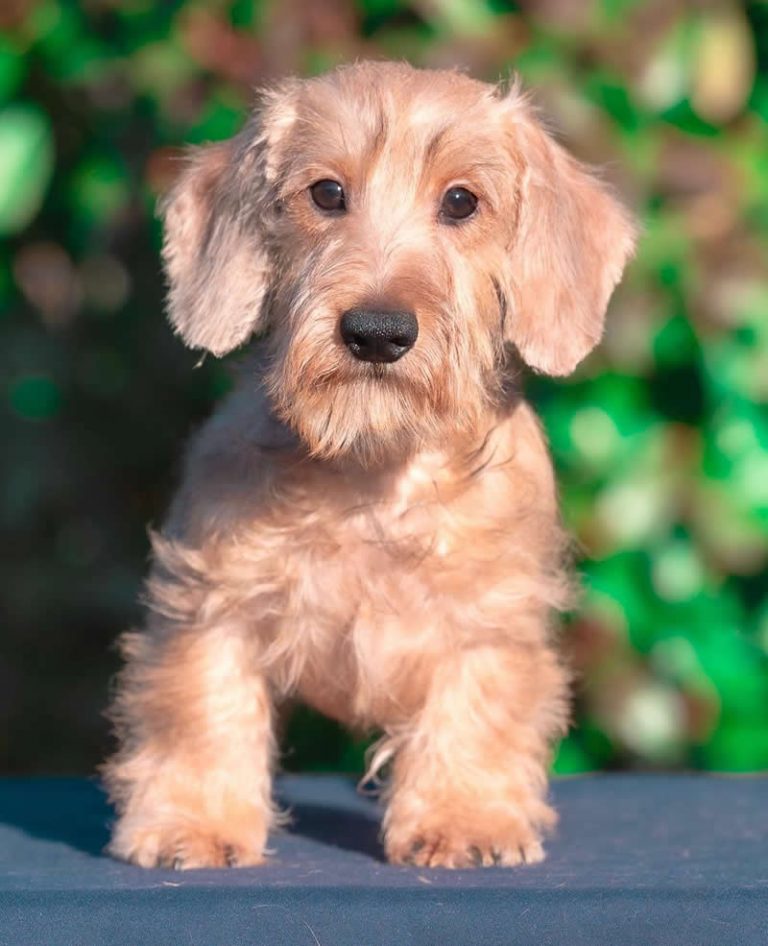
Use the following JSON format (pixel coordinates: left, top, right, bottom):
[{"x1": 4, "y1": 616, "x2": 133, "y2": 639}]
[{"x1": 104, "y1": 61, "x2": 635, "y2": 870}]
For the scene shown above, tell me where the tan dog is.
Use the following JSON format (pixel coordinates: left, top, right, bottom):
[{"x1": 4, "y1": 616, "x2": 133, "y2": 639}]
[{"x1": 104, "y1": 61, "x2": 636, "y2": 870}]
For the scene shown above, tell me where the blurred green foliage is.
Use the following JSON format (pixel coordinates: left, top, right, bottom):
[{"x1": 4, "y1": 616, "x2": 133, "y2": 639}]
[{"x1": 1, "y1": 0, "x2": 766, "y2": 776}]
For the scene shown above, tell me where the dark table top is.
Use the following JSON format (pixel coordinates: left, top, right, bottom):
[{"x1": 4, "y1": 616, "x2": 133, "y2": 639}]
[{"x1": 0, "y1": 774, "x2": 765, "y2": 945}]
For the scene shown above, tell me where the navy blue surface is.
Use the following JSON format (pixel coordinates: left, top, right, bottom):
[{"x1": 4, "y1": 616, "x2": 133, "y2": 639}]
[{"x1": 0, "y1": 774, "x2": 765, "y2": 945}]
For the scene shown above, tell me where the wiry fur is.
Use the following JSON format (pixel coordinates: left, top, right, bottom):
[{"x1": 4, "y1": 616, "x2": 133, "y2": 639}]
[{"x1": 103, "y1": 61, "x2": 636, "y2": 870}]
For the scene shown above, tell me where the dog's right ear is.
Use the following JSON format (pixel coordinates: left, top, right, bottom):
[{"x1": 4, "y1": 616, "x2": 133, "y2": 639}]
[{"x1": 160, "y1": 141, "x2": 270, "y2": 356}]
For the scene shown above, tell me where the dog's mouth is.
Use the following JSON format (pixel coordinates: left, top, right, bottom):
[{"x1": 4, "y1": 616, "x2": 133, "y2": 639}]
[{"x1": 310, "y1": 360, "x2": 410, "y2": 394}]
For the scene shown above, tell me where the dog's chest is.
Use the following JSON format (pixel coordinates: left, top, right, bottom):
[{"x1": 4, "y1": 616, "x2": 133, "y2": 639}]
[
  {"x1": 228, "y1": 436, "x2": 551, "y2": 722},
  {"x1": 283, "y1": 455, "x2": 491, "y2": 614},
  {"x1": 319, "y1": 452, "x2": 462, "y2": 567}
]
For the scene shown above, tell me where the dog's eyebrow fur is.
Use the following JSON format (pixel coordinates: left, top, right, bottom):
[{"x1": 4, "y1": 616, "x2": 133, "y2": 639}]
[
  {"x1": 423, "y1": 124, "x2": 451, "y2": 167},
  {"x1": 367, "y1": 107, "x2": 390, "y2": 162},
  {"x1": 492, "y1": 277, "x2": 508, "y2": 338}
]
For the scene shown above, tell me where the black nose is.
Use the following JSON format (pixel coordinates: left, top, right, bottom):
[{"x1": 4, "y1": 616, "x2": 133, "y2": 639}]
[{"x1": 340, "y1": 309, "x2": 418, "y2": 363}]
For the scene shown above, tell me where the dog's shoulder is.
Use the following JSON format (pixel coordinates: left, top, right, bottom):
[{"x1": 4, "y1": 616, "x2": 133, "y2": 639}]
[{"x1": 163, "y1": 353, "x2": 297, "y2": 539}]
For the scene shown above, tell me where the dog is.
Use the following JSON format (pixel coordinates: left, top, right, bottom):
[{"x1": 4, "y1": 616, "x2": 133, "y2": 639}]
[{"x1": 103, "y1": 60, "x2": 636, "y2": 870}]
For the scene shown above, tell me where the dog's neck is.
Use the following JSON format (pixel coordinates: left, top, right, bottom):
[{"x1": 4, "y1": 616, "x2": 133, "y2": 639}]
[
  {"x1": 224, "y1": 344, "x2": 525, "y2": 494},
  {"x1": 264, "y1": 390, "x2": 525, "y2": 498}
]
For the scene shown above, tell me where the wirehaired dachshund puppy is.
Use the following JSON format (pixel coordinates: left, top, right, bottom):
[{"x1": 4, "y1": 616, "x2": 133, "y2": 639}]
[{"x1": 104, "y1": 61, "x2": 636, "y2": 869}]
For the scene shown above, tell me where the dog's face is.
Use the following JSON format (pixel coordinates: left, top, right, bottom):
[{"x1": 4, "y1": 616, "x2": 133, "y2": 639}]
[{"x1": 162, "y1": 62, "x2": 635, "y2": 463}]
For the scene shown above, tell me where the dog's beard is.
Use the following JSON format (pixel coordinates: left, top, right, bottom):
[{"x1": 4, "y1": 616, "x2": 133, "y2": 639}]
[{"x1": 268, "y1": 364, "x2": 450, "y2": 465}]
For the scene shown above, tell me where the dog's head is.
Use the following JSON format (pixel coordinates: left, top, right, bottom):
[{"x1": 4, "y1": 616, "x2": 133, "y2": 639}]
[{"x1": 162, "y1": 62, "x2": 636, "y2": 463}]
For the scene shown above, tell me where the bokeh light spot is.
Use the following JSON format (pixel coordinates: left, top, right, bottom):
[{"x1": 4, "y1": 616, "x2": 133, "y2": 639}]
[
  {"x1": 652, "y1": 542, "x2": 705, "y2": 602},
  {"x1": 9, "y1": 373, "x2": 61, "y2": 420},
  {"x1": 570, "y1": 406, "x2": 620, "y2": 467},
  {"x1": 617, "y1": 683, "x2": 686, "y2": 761}
]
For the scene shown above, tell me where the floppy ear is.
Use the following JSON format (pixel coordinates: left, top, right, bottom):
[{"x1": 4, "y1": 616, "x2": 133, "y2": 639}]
[
  {"x1": 160, "y1": 140, "x2": 270, "y2": 356},
  {"x1": 160, "y1": 81, "x2": 298, "y2": 356},
  {"x1": 504, "y1": 104, "x2": 637, "y2": 376}
]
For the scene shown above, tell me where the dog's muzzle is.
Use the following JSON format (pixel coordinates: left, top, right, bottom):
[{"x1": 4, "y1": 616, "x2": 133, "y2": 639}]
[{"x1": 340, "y1": 308, "x2": 418, "y2": 364}]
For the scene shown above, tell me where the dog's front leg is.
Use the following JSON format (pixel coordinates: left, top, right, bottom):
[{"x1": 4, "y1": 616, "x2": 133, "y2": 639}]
[
  {"x1": 383, "y1": 639, "x2": 569, "y2": 868},
  {"x1": 104, "y1": 620, "x2": 278, "y2": 869}
]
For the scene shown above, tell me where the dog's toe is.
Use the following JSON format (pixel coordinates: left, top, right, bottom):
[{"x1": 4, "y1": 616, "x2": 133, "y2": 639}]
[
  {"x1": 111, "y1": 823, "x2": 266, "y2": 870},
  {"x1": 386, "y1": 819, "x2": 547, "y2": 870}
]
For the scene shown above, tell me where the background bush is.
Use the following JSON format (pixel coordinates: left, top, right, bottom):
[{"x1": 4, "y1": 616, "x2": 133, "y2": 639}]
[{"x1": 1, "y1": 0, "x2": 766, "y2": 775}]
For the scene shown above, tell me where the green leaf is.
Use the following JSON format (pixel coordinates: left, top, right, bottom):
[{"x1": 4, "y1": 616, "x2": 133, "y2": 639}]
[
  {"x1": 0, "y1": 37, "x2": 25, "y2": 104},
  {"x1": 0, "y1": 104, "x2": 54, "y2": 235}
]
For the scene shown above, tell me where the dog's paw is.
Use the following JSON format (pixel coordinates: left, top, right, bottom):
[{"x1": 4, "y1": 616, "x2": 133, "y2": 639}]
[
  {"x1": 385, "y1": 818, "x2": 547, "y2": 869},
  {"x1": 110, "y1": 821, "x2": 267, "y2": 870}
]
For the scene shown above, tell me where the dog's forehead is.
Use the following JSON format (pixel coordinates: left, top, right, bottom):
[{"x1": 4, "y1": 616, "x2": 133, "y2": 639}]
[
  {"x1": 286, "y1": 63, "x2": 503, "y2": 157},
  {"x1": 318, "y1": 63, "x2": 493, "y2": 127}
]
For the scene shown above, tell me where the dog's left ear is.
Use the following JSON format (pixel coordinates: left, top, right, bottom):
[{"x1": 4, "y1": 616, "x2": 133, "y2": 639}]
[{"x1": 502, "y1": 100, "x2": 637, "y2": 376}]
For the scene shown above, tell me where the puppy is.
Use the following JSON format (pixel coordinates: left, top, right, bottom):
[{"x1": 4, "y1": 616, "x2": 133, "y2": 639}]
[{"x1": 104, "y1": 61, "x2": 635, "y2": 870}]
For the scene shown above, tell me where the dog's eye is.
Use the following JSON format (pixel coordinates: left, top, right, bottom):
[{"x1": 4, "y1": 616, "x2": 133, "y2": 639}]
[
  {"x1": 310, "y1": 179, "x2": 346, "y2": 213},
  {"x1": 440, "y1": 187, "x2": 478, "y2": 222}
]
